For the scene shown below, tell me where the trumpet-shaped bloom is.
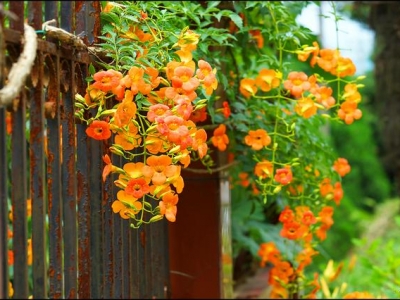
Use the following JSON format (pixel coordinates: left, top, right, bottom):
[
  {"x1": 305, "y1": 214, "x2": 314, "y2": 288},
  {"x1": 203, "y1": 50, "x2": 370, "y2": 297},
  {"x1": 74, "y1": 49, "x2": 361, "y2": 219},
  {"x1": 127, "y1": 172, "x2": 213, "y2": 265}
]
[
  {"x1": 222, "y1": 101, "x2": 231, "y2": 118},
  {"x1": 239, "y1": 78, "x2": 257, "y2": 99},
  {"x1": 113, "y1": 90, "x2": 137, "y2": 127},
  {"x1": 316, "y1": 48, "x2": 340, "y2": 73},
  {"x1": 254, "y1": 160, "x2": 274, "y2": 179},
  {"x1": 313, "y1": 86, "x2": 335, "y2": 109},
  {"x1": 92, "y1": 69, "x2": 123, "y2": 93},
  {"x1": 142, "y1": 155, "x2": 180, "y2": 186},
  {"x1": 244, "y1": 129, "x2": 271, "y2": 151},
  {"x1": 112, "y1": 190, "x2": 142, "y2": 219},
  {"x1": 331, "y1": 56, "x2": 356, "y2": 77},
  {"x1": 297, "y1": 41, "x2": 320, "y2": 67},
  {"x1": 274, "y1": 166, "x2": 293, "y2": 185},
  {"x1": 190, "y1": 107, "x2": 207, "y2": 123},
  {"x1": 279, "y1": 206, "x2": 295, "y2": 224},
  {"x1": 283, "y1": 71, "x2": 311, "y2": 98},
  {"x1": 318, "y1": 206, "x2": 334, "y2": 228},
  {"x1": 171, "y1": 66, "x2": 200, "y2": 92},
  {"x1": 147, "y1": 104, "x2": 172, "y2": 123},
  {"x1": 343, "y1": 83, "x2": 362, "y2": 103},
  {"x1": 319, "y1": 178, "x2": 333, "y2": 198},
  {"x1": 333, "y1": 182, "x2": 344, "y2": 205},
  {"x1": 125, "y1": 178, "x2": 150, "y2": 198},
  {"x1": 114, "y1": 123, "x2": 142, "y2": 151},
  {"x1": 174, "y1": 95, "x2": 193, "y2": 120},
  {"x1": 301, "y1": 210, "x2": 317, "y2": 226},
  {"x1": 121, "y1": 66, "x2": 152, "y2": 95},
  {"x1": 255, "y1": 69, "x2": 280, "y2": 92},
  {"x1": 102, "y1": 154, "x2": 118, "y2": 182},
  {"x1": 86, "y1": 120, "x2": 112, "y2": 140},
  {"x1": 211, "y1": 124, "x2": 229, "y2": 151},
  {"x1": 280, "y1": 220, "x2": 307, "y2": 240},
  {"x1": 294, "y1": 96, "x2": 317, "y2": 118},
  {"x1": 258, "y1": 242, "x2": 281, "y2": 267},
  {"x1": 145, "y1": 134, "x2": 168, "y2": 155},
  {"x1": 159, "y1": 191, "x2": 179, "y2": 222},
  {"x1": 333, "y1": 157, "x2": 351, "y2": 177},
  {"x1": 337, "y1": 100, "x2": 362, "y2": 125},
  {"x1": 196, "y1": 60, "x2": 218, "y2": 95},
  {"x1": 157, "y1": 115, "x2": 189, "y2": 144},
  {"x1": 191, "y1": 128, "x2": 208, "y2": 159}
]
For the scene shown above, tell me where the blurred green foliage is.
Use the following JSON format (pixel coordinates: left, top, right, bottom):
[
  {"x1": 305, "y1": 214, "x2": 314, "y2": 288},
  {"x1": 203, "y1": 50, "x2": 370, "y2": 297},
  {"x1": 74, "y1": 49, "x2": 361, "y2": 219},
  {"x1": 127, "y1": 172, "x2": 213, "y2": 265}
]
[{"x1": 313, "y1": 199, "x2": 400, "y2": 299}]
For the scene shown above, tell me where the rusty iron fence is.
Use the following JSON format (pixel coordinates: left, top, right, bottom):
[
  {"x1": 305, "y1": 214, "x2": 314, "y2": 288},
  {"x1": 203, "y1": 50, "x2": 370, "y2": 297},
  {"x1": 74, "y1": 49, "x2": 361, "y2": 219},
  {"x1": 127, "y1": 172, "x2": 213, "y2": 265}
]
[{"x1": 0, "y1": 1, "x2": 170, "y2": 299}]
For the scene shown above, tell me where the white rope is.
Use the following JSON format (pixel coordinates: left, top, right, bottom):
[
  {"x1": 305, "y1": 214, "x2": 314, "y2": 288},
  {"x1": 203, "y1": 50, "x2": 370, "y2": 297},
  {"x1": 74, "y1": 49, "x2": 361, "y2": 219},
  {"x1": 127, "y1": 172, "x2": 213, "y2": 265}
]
[{"x1": 0, "y1": 23, "x2": 37, "y2": 107}]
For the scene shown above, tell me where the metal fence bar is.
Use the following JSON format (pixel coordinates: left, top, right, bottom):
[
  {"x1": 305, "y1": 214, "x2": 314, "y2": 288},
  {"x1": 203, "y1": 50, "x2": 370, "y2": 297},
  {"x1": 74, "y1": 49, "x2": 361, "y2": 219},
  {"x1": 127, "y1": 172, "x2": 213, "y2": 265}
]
[
  {"x1": 76, "y1": 126, "x2": 91, "y2": 300},
  {"x1": 74, "y1": 3, "x2": 91, "y2": 299},
  {"x1": 44, "y1": 2, "x2": 63, "y2": 298},
  {"x1": 112, "y1": 158, "x2": 123, "y2": 298},
  {"x1": 144, "y1": 221, "x2": 153, "y2": 298},
  {"x1": 46, "y1": 51, "x2": 63, "y2": 299},
  {"x1": 60, "y1": 67, "x2": 78, "y2": 298},
  {"x1": 138, "y1": 225, "x2": 148, "y2": 298},
  {"x1": 27, "y1": 2, "x2": 47, "y2": 298},
  {"x1": 0, "y1": 105, "x2": 8, "y2": 300},
  {"x1": 9, "y1": 1, "x2": 29, "y2": 298},
  {"x1": 75, "y1": 2, "x2": 105, "y2": 299},
  {"x1": 0, "y1": 4, "x2": 9, "y2": 299},
  {"x1": 121, "y1": 182, "x2": 131, "y2": 299},
  {"x1": 113, "y1": 211, "x2": 123, "y2": 298},
  {"x1": 89, "y1": 137, "x2": 104, "y2": 298},
  {"x1": 60, "y1": 2, "x2": 78, "y2": 297},
  {"x1": 103, "y1": 156, "x2": 114, "y2": 298},
  {"x1": 150, "y1": 221, "x2": 170, "y2": 298},
  {"x1": 75, "y1": 59, "x2": 91, "y2": 299},
  {"x1": 122, "y1": 222, "x2": 131, "y2": 298}
]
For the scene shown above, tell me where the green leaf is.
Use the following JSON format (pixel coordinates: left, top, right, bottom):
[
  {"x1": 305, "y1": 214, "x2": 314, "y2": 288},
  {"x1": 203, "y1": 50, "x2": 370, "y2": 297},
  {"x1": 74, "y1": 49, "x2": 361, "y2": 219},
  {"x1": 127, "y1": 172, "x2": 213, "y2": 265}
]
[
  {"x1": 207, "y1": 1, "x2": 221, "y2": 10},
  {"x1": 88, "y1": 63, "x2": 96, "y2": 76},
  {"x1": 228, "y1": 12, "x2": 243, "y2": 30}
]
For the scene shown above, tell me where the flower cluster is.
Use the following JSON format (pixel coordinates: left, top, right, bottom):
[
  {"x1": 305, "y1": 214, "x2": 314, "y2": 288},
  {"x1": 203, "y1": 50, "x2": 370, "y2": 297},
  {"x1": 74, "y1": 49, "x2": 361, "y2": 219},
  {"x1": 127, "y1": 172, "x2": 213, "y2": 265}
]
[
  {"x1": 75, "y1": 3, "x2": 219, "y2": 227},
  {"x1": 221, "y1": 4, "x2": 366, "y2": 297},
  {"x1": 256, "y1": 157, "x2": 350, "y2": 298},
  {"x1": 75, "y1": 1, "x2": 373, "y2": 298}
]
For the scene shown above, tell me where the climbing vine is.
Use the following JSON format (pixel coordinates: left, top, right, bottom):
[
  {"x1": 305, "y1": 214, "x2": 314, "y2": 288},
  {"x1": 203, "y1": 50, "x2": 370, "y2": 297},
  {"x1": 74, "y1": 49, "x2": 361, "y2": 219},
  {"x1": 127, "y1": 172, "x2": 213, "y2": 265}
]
[{"x1": 73, "y1": 1, "x2": 372, "y2": 298}]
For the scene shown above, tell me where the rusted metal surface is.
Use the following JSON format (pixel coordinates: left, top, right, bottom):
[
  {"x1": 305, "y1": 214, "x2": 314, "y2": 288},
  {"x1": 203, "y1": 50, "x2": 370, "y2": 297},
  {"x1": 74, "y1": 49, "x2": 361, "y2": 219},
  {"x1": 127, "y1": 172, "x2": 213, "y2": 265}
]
[
  {"x1": 44, "y1": 3, "x2": 64, "y2": 297},
  {"x1": 46, "y1": 52, "x2": 64, "y2": 299},
  {"x1": 0, "y1": 106, "x2": 7, "y2": 300},
  {"x1": 28, "y1": 2, "x2": 48, "y2": 299},
  {"x1": 1, "y1": 1, "x2": 173, "y2": 299},
  {"x1": 89, "y1": 137, "x2": 104, "y2": 298},
  {"x1": 112, "y1": 153, "x2": 123, "y2": 298},
  {"x1": 8, "y1": 2, "x2": 30, "y2": 299},
  {"x1": 0, "y1": 4, "x2": 9, "y2": 300},
  {"x1": 75, "y1": 5, "x2": 91, "y2": 299}
]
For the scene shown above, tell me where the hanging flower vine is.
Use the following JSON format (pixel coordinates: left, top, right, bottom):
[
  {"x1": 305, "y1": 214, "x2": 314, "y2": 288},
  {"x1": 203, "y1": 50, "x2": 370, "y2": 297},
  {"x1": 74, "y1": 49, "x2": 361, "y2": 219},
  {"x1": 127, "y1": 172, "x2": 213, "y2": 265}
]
[{"x1": 73, "y1": 1, "x2": 373, "y2": 298}]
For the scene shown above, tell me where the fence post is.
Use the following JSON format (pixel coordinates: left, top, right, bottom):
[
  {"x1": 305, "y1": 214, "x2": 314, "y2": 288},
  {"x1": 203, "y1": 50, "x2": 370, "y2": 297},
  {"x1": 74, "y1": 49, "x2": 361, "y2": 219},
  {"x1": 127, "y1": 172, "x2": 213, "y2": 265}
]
[{"x1": 0, "y1": 3, "x2": 9, "y2": 298}]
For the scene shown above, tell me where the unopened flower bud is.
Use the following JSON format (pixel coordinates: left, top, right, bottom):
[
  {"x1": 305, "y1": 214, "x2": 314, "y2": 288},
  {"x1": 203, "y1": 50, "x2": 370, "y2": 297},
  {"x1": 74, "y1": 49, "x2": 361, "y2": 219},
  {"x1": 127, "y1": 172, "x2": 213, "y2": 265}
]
[{"x1": 149, "y1": 215, "x2": 164, "y2": 223}]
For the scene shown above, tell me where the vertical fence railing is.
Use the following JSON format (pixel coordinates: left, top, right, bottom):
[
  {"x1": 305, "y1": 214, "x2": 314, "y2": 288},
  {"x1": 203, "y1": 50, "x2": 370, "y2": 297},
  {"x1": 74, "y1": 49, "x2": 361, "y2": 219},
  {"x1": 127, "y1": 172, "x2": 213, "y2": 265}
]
[
  {"x1": 43, "y1": 2, "x2": 63, "y2": 298},
  {"x1": 27, "y1": 2, "x2": 47, "y2": 299},
  {"x1": 0, "y1": 3, "x2": 8, "y2": 299},
  {"x1": 8, "y1": 2, "x2": 29, "y2": 299},
  {"x1": 1, "y1": 1, "x2": 171, "y2": 299}
]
